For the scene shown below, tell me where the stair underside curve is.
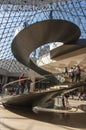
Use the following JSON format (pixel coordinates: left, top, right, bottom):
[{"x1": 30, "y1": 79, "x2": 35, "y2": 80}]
[
  {"x1": 11, "y1": 20, "x2": 81, "y2": 84},
  {"x1": 2, "y1": 81, "x2": 86, "y2": 107}
]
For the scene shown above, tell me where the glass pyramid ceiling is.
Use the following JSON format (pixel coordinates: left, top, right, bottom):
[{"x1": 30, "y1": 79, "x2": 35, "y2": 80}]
[{"x1": 0, "y1": 0, "x2": 86, "y2": 73}]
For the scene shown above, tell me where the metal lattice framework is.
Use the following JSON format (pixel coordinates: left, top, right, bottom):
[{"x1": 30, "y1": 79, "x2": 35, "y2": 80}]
[{"x1": 0, "y1": 0, "x2": 86, "y2": 73}]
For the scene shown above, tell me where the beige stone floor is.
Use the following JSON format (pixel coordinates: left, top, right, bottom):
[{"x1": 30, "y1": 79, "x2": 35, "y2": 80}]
[{"x1": 0, "y1": 97, "x2": 86, "y2": 130}]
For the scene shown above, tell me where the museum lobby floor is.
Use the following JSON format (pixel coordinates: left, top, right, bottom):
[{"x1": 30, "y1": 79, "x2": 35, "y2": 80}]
[{"x1": 0, "y1": 96, "x2": 86, "y2": 130}]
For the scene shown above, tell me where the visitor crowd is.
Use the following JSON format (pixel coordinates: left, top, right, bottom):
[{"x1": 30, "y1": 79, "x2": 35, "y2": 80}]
[{"x1": 64, "y1": 65, "x2": 81, "y2": 83}]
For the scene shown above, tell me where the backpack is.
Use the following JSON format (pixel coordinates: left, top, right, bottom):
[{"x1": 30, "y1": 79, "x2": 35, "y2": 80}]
[
  {"x1": 70, "y1": 72, "x2": 74, "y2": 77},
  {"x1": 75, "y1": 67, "x2": 80, "y2": 74}
]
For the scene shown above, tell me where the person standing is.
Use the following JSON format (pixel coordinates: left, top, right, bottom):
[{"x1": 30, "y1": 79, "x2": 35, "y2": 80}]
[
  {"x1": 62, "y1": 94, "x2": 65, "y2": 107},
  {"x1": 69, "y1": 67, "x2": 74, "y2": 82},
  {"x1": 64, "y1": 93, "x2": 69, "y2": 109},
  {"x1": 64, "y1": 67, "x2": 68, "y2": 76},
  {"x1": 0, "y1": 83, "x2": 2, "y2": 94},
  {"x1": 26, "y1": 79, "x2": 32, "y2": 93},
  {"x1": 19, "y1": 74, "x2": 25, "y2": 94},
  {"x1": 74, "y1": 65, "x2": 81, "y2": 83}
]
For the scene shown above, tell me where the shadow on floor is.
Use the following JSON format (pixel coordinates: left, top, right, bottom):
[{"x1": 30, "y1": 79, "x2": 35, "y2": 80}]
[{"x1": 3, "y1": 104, "x2": 86, "y2": 129}]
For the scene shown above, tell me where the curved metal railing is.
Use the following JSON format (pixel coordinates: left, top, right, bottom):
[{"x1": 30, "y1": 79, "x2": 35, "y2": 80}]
[{"x1": 1, "y1": 73, "x2": 65, "y2": 98}]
